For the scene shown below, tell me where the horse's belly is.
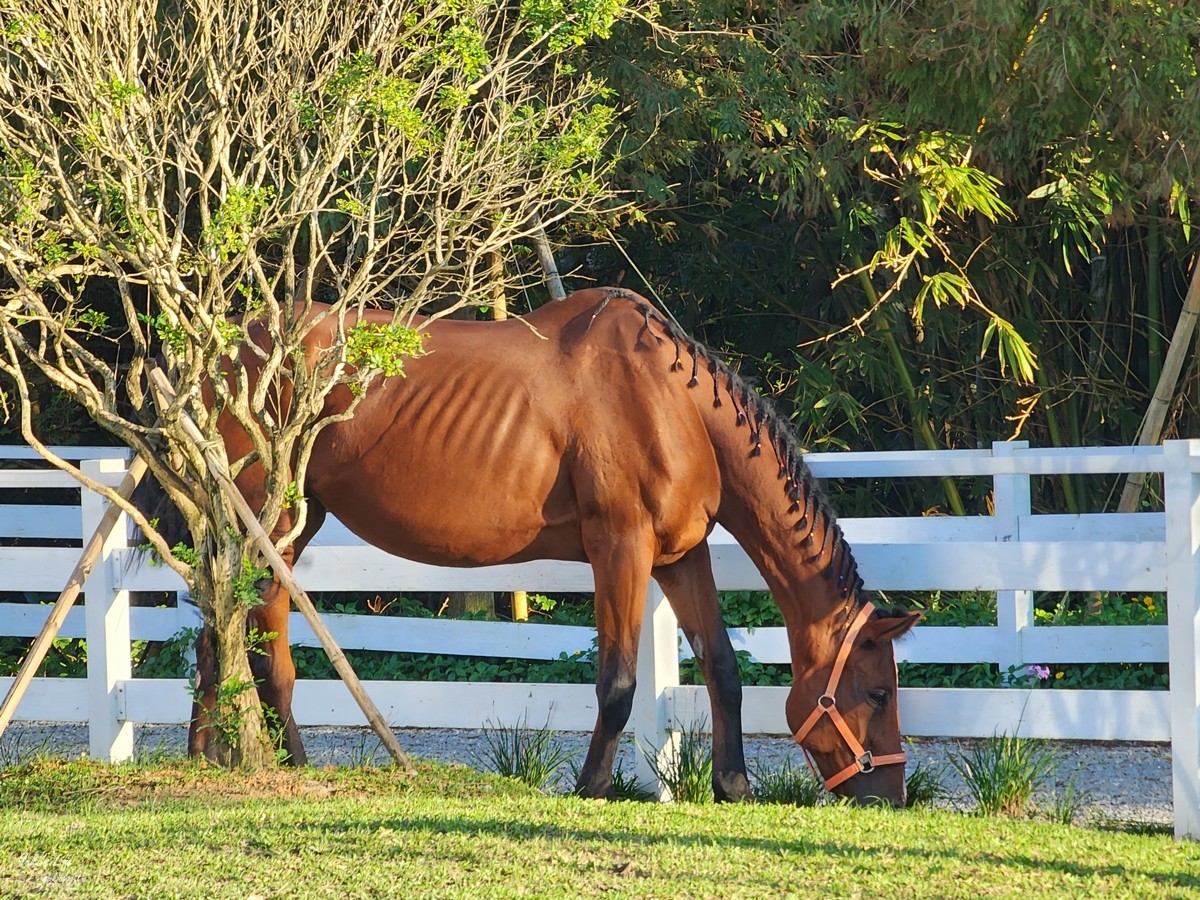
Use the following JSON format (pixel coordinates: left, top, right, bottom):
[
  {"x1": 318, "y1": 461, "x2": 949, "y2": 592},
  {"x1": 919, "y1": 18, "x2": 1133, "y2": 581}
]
[{"x1": 311, "y1": 461, "x2": 585, "y2": 566}]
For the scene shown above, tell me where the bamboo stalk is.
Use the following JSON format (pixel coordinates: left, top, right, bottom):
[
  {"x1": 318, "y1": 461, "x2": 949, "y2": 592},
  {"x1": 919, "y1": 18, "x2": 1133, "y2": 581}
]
[
  {"x1": 1147, "y1": 216, "x2": 1163, "y2": 391},
  {"x1": 1117, "y1": 255, "x2": 1200, "y2": 512},
  {"x1": 0, "y1": 454, "x2": 148, "y2": 741},
  {"x1": 148, "y1": 370, "x2": 417, "y2": 773},
  {"x1": 854, "y1": 270, "x2": 967, "y2": 516}
]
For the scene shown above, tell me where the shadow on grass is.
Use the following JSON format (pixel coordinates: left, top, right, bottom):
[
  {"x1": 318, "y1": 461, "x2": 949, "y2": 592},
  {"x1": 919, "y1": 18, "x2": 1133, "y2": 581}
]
[{"x1": 289, "y1": 811, "x2": 1199, "y2": 892}]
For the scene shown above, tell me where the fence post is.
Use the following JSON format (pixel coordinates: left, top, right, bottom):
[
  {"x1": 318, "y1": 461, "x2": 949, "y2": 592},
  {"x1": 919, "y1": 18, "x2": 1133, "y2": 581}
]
[
  {"x1": 633, "y1": 581, "x2": 680, "y2": 800},
  {"x1": 81, "y1": 458, "x2": 134, "y2": 762},
  {"x1": 1163, "y1": 439, "x2": 1200, "y2": 840},
  {"x1": 992, "y1": 440, "x2": 1033, "y2": 680}
]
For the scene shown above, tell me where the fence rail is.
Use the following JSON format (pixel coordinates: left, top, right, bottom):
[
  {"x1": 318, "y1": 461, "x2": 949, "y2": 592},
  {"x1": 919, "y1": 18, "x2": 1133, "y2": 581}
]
[{"x1": 1, "y1": 441, "x2": 1198, "y2": 838}]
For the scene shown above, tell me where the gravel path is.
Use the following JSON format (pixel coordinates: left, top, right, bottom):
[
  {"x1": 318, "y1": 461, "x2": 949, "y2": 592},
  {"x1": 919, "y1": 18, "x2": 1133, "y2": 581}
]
[{"x1": 0, "y1": 724, "x2": 1173, "y2": 829}]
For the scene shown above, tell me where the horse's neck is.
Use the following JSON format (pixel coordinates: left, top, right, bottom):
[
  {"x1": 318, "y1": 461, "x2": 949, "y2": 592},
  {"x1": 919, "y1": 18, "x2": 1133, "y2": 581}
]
[
  {"x1": 713, "y1": 462, "x2": 848, "y2": 632},
  {"x1": 686, "y1": 374, "x2": 854, "y2": 635}
]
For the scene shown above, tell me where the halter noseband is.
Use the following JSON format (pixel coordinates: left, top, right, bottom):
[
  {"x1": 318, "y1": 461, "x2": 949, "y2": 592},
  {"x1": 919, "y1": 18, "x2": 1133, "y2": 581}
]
[{"x1": 791, "y1": 601, "x2": 906, "y2": 791}]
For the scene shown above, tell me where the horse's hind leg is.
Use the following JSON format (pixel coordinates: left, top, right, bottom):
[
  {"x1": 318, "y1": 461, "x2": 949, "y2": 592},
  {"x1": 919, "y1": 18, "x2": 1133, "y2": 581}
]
[
  {"x1": 186, "y1": 625, "x2": 216, "y2": 759},
  {"x1": 653, "y1": 541, "x2": 751, "y2": 802},
  {"x1": 575, "y1": 537, "x2": 655, "y2": 800}
]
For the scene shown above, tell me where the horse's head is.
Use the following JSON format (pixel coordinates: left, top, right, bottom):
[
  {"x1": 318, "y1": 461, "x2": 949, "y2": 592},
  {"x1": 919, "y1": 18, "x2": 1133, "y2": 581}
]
[{"x1": 786, "y1": 604, "x2": 920, "y2": 807}]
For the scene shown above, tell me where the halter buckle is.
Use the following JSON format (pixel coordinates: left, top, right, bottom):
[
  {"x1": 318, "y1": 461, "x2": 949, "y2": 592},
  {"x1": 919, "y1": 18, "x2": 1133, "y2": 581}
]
[
  {"x1": 856, "y1": 751, "x2": 875, "y2": 775},
  {"x1": 817, "y1": 693, "x2": 836, "y2": 710}
]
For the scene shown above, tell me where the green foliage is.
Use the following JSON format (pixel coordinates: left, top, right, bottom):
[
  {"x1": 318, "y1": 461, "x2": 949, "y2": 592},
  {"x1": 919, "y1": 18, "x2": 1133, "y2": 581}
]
[
  {"x1": 438, "y1": 22, "x2": 490, "y2": 80},
  {"x1": 232, "y1": 557, "x2": 271, "y2": 608},
  {"x1": 201, "y1": 185, "x2": 275, "y2": 262},
  {"x1": 2, "y1": 13, "x2": 51, "y2": 44},
  {"x1": 606, "y1": 762, "x2": 655, "y2": 801},
  {"x1": 0, "y1": 759, "x2": 1195, "y2": 895},
  {"x1": 681, "y1": 649, "x2": 790, "y2": 688},
  {"x1": 244, "y1": 627, "x2": 278, "y2": 657},
  {"x1": 131, "y1": 627, "x2": 200, "y2": 680},
  {"x1": 136, "y1": 311, "x2": 187, "y2": 355},
  {"x1": 521, "y1": 0, "x2": 623, "y2": 51},
  {"x1": 949, "y1": 732, "x2": 1057, "y2": 818},
  {"x1": 345, "y1": 322, "x2": 426, "y2": 379},
  {"x1": 1041, "y1": 771, "x2": 1087, "y2": 827},
  {"x1": 584, "y1": 0, "x2": 1200, "y2": 517},
  {"x1": 168, "y1": 542, "x2": 200, "y2": 568},
  {"x1": 99, "y1": 76, "x2": 142, "y2": 109},
  {"x1": 717, "y1": 590, "x2": 781, "y2": 628},
  {"x1": 0, "y1": 637, "x2": 86, "y2": 678}
]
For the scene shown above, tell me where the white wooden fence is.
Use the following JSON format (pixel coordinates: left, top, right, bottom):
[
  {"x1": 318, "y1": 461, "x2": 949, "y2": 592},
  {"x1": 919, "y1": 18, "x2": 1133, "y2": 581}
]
[{"x1": 1, "y1": 441, "x2": 1198, "y2": 839}]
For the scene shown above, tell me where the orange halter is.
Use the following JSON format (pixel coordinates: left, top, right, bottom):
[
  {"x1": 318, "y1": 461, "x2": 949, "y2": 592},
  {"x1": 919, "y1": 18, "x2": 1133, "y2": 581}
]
[{"x1": 792, "y1": 602, "x2": 907, "y2": 791}]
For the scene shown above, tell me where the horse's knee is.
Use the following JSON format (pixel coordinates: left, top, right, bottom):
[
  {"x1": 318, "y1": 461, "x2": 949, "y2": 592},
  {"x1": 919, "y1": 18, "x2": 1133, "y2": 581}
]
[{"x1": 596, "y1": 664, "x2": 636, "y2": 729}]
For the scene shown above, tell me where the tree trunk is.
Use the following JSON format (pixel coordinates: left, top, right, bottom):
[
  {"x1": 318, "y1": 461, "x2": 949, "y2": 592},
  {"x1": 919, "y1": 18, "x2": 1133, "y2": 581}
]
[
  {"x1": 444, "y1": 591, "x2": 496, "y2": 617},
  {"x1": 190, "y1": 515, "x2": 275, "y2": 769}
]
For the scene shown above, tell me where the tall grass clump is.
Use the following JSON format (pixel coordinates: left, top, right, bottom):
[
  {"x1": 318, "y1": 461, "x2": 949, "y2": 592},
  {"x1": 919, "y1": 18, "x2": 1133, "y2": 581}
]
[
  {"x1": 904, "y1": 753, "x2": 951, "y2": 809},
  {"x1": 473, "y1": 715, "x2": 576, "y2": 792},
  {"x1": 949, "y1": 732, "x2": 1056, "y2": 817},
  {"x1": 749, "y1": 757, "x2": 824, "y2": 807},
  {"x1": 1040, "y1": 771, "x2": 1087, "y2": 825},
  {"x1": 641, "y1": 720, "x2": 713, "y2": 803}
]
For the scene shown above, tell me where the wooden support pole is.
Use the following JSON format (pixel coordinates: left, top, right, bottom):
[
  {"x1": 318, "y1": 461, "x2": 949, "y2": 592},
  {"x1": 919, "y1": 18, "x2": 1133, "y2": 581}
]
[
  {"x1": 532, "y1": 220, "x2": 566, "y2": 302},
  {"x1": 1118, "y1": 257, "x2": 1200, "y2": 512},
  {"x1": 0, "y1": 454, "x2": 148, "y2": 742},
  {"x1": 148, "y1": 369, "x2": 417, "y2": 774},
  {"x1": 490, "y1": 246, "x2": 529, "y2": 623}
]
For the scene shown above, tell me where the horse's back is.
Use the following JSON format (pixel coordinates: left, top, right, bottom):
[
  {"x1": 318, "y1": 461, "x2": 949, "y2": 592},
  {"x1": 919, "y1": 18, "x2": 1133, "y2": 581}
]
[{"x1": 304, "y1": 289, "x2": 720, "y2": 567}]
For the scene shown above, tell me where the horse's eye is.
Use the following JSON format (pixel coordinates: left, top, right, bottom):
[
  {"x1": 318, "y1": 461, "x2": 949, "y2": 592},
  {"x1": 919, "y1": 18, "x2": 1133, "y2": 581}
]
[{"x1": 867, "y1": 689, "x2": 889, "y2": 709}]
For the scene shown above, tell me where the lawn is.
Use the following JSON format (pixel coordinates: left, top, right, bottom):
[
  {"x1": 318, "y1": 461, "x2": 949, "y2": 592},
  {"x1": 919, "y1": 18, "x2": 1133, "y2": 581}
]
[{"x1": 0, "y1": 758, "x2": 1196, "y2": 898}]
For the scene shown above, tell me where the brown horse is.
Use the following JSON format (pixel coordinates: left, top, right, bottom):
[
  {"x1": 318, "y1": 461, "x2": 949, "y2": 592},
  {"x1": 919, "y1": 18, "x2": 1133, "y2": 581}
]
[{"x1": 182, "y1": 287, "x2": 918, "y2": 804}]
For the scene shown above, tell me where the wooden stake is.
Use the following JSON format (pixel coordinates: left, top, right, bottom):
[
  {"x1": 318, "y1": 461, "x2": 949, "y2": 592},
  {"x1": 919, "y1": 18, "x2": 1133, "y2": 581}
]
[
  {"x1": 531, "y1": 219, "x2": 566, "y2": 302},
  {"x1": 1118, "y1": 256, "x2": 1200, "y2": 512},
  {"x1": 148, "y1": 370, "x2": 417, "y2": 773},
  {"x1": 0, "y1": 454, "x2": 148, "y2": 741}
]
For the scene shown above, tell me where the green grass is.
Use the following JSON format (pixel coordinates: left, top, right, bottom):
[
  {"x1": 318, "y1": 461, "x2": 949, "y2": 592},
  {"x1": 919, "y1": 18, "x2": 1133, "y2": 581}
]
[{"x1": 0, "y1": 757, "x2": 1197, "y2": 898}]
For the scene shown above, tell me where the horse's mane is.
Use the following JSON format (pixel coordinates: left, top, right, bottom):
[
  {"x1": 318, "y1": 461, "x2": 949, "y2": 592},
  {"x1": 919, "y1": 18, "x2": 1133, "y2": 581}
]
[{"x1": 602, "y1": 288, "x2": 865, "y2": 606}]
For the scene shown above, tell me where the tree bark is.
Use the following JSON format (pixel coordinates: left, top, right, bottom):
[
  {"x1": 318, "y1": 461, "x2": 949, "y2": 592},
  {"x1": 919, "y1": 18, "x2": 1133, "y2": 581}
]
[{"x1": 191, "y1": 518, "x2": 276, "y2": 769}]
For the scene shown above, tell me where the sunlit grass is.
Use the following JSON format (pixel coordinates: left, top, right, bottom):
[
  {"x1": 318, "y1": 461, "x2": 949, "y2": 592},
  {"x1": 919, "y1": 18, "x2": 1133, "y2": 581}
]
[{"x1": 0, "y1": 757, "x2": 1195, "y2": 898}]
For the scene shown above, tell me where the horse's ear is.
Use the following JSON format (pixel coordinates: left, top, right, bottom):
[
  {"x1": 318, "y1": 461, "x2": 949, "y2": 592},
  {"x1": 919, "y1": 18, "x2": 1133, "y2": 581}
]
[{"x1": 863, "y1": 609, "x2": 921, "y2": 644}]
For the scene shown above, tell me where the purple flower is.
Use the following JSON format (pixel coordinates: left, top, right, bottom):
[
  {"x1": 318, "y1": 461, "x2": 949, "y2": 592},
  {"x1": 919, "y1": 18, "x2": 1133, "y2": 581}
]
[{"x1": 1026, "y1": 664, "x2": 1050, "y2": 681}]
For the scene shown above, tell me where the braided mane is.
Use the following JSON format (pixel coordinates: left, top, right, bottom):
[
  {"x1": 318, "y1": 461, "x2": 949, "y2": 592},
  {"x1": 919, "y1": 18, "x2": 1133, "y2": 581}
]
[{"x1": 604, "y1": 288, "x2": 865, "y2": 605}]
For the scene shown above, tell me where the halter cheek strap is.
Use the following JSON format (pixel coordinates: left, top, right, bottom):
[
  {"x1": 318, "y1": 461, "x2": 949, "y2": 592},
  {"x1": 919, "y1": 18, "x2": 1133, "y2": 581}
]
[{"x1": 791, "y1": 601, "x2": 907, "y2": 791}]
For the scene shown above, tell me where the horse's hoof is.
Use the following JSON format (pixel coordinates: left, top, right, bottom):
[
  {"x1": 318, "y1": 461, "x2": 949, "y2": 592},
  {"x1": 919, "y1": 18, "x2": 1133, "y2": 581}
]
[{"x1": 713, "y1": 771, "x2": 753, "y2": 803}]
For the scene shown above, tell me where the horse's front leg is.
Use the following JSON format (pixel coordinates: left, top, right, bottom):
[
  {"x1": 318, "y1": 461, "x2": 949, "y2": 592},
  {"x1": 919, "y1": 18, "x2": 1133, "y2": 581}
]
[
  {"x1": 247, "y1": 577, "x2": 305, "y2": 766},
  {"x1": 654, "y1": 541, "x2": 751, "y2": 802},
  {"x1": 246, "y1": 500, "x2": 326, "y2": 766},
  {"x1": 574, "y1": 537, "x2": 655, "y2": 800}
]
